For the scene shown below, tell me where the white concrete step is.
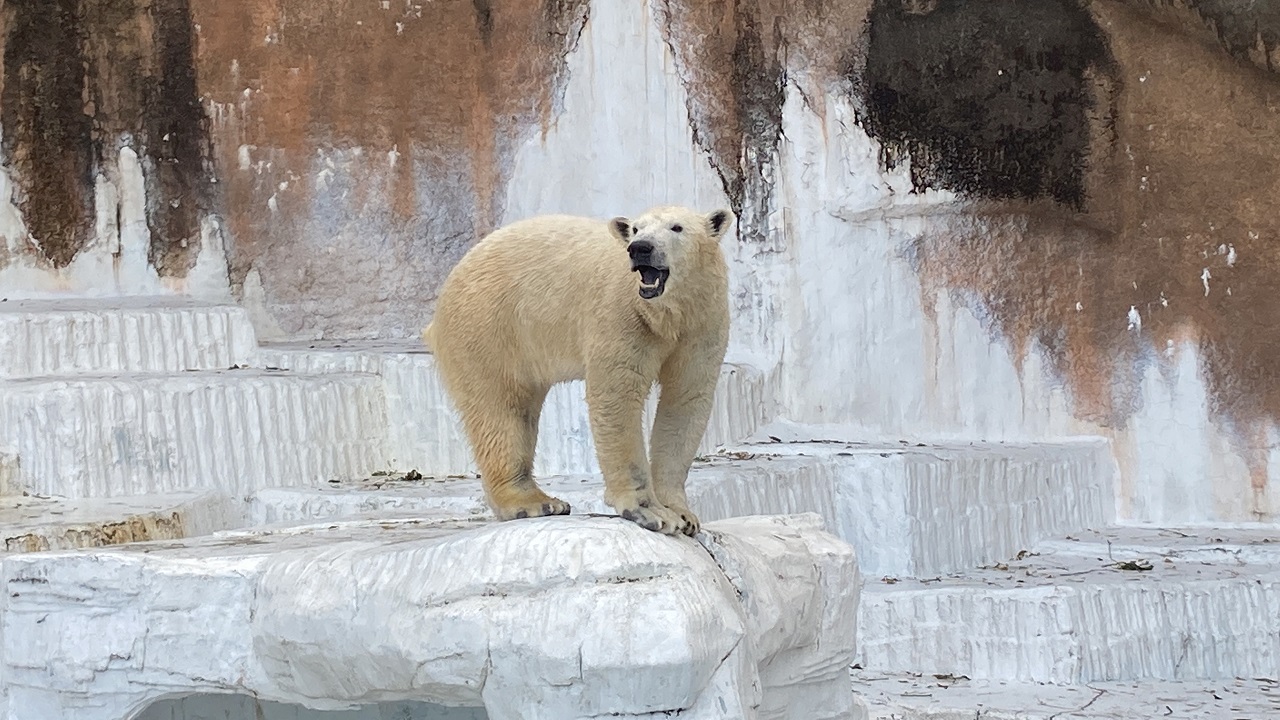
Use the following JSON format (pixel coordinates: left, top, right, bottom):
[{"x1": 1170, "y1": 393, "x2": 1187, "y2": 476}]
[
  {"x1": 857, "y1": 524, "x2": 1280, "y2": 684},
  {"x1": 727, "y1": 432, "x2": 1114, "y2": 577},
  {"x1": 251, "y1": 433, "x2": 1112, "y2": 578},
  {"x1": 0, "y1": 492, "x2": 240, "y2": 553},
  {"x1": 257, "y1": 340, "x2": 777, "y2": 476},
  {"x1": 0, "y1": 297, "x2": 257, "y2": 378},
  {"x1": 1, "y1": 513, "x2": 858, "y2": 720},
  {"x1": 0, "y1": 370, "x2": 390, "y2": 498},
  {"x1": 136, "y1": 697, "x2": 487, "y2": 720},
  {"x1": 851, "y1": 669, "x2": 1280, "y2": 719},
  {"x1": 249, "y1": 454, "x2": 837, "y2": 529}
]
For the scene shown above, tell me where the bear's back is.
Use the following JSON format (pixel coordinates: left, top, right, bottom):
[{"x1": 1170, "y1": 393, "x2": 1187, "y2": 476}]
[{"x1": 432, "y1": 214, "x2": 634, "y2": 383}]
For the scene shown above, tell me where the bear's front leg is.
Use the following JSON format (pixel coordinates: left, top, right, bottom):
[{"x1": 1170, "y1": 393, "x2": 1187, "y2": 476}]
[
  {"x1": 585, "y1": 362, "x2": 686, "y2": 536},
  {"x1": 649, "y1": 344, "x2": 723, "y2": 537}
]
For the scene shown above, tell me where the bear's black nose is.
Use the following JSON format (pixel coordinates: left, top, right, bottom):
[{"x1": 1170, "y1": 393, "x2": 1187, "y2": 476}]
[{"x1": 627, "y1": 240, "x2": 654, "y2": 263}]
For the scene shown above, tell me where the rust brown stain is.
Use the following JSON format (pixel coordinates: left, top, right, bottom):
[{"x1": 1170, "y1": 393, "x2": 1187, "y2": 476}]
[
  {"x1": 1125, "y1": 0, "x2": 1280, "y2": 75},
  {"x1": 1, "y1": 0, "x2": 96, "y2": 269},
  {"x1": 191, "y1": 0, "x2": 590, "y2": 306},
  {"x1": 907, "y1": 0, "x2": 1280, "y2": 508},
  {"x1": 4, "y1": 511, "x2": 186, "y2": 552},
  {"x1": 658, "y1": 0, "x2": 869, "y2": 245},
  {"x1": 4, "y1": 534, "x2": 49, "y2": 554}
]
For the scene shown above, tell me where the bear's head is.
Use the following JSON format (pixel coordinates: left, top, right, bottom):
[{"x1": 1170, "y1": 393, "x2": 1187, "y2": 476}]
[{"x1": 608, "y1": 206, "x2": 732, "y2": 300}]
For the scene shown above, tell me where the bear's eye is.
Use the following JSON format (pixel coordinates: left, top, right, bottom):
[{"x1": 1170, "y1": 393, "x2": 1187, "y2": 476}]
[{"x1": 671, "y1": 224, "x2": 683, "y2": 233}]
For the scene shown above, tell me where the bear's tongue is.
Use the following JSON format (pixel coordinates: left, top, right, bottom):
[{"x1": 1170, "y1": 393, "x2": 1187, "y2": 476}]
[{"x1": 638, "y1": 266, "x2": 663, "y2": 285}]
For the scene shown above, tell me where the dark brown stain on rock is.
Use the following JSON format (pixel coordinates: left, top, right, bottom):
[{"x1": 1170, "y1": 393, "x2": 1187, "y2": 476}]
[
  {"x1": 143, "y1": 0, "x2": 215, "y2": 277},
  {"x1": 3, "y1": 0, "x2": 212, "y2": 275},
  {"x1": 191, "y1": 0, "x2": 589, "y2": 336},
  {"x1": 1129, "y1": 0, "x2": 1280, "y2": 74},
  {"x1": 852, "y1": 0, "x2": 1118, "y2": 210},
  {"x1": 713, "y1": 6, "x2": 784, "y2": 245},
  {"x1": 906, "y1": 0, "x2": 1280, "y2": 511},
  {"x1": 658, "y1": 0, "x2": 868, "y2": 245},
  {"x1": 473, "y1": 0, "x2": 495, "y2": 46},
  {"x1": 1, "y1": 0, "x2": 96, "y2": 269}
]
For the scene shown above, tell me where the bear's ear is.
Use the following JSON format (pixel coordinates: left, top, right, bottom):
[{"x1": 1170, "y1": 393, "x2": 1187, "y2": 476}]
[
  {"x1": 706, "y1": 209, "x2": 732, "y2": 238},
  {"x1": 608, "y1": 217, "x2": 632, "y2": 243}
]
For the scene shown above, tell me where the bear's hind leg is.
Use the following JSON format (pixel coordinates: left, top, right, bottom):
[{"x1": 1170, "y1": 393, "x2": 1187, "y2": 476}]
[{"x1": 459, "y1": 386, "x2": 570, "y2": 522}]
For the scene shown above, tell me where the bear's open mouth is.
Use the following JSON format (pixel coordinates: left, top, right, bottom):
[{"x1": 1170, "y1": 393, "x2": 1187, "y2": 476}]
[{"x1": 634, "y1": 265, "x2": 670, "y2": 299}]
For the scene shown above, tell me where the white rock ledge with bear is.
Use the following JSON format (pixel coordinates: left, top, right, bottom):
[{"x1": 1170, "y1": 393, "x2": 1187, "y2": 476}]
[{"x1": 1, "y1": 513, "x2": 858, "y2": 720}]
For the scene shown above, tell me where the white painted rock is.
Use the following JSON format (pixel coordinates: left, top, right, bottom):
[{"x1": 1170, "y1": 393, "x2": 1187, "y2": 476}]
[{"x1": 1, "y1": 513, "x2": 858, "y2": 720}]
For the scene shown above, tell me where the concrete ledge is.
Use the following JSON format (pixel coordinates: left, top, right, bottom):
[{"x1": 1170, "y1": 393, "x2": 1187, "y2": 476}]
[
  {"x1": 0, "y1": 492, "x2": 240, "y2": 553},
  {"x1": 136, "y1": 696, "x2": 487, "y2": 719},
  {"x1": 249, "y1": 435, "x2": 1112, "y2": 579},
  {"x1": 858, "y1": 525, "x2": 1280, "y2": 683},
  {"x1": 248, "y1": 456, "x2": 838, "y2": 533},
  {"x1": 1, "y1": 514, "x2": 857, "y2": 720},
  {"x1": 1, "y1": 371, "x2": 390, "y2": 498},
  {"x1": 728, "y1": 426, "x2": 1115, "y2": 577},
  {"x1": 258, "y1": 341, "x2": 777, "y2": 475},
  {"x1": 851, "y1": 669, "x2": 1280, "y2": 719},
  {"x1": 0, "y1": 298, "x2": 257, "y2": 378}
]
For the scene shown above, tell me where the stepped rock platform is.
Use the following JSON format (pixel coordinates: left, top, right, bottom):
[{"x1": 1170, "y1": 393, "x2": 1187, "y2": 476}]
[
  {"x1": 858, "y1": 524, "x2": 1280, "y2": 684},
  {"x1": 4, "y1": 297, "x2": 1277, "y2": 719},
  {"x1": 2, "y1": 514, "x2": 857, "y2": 720}
]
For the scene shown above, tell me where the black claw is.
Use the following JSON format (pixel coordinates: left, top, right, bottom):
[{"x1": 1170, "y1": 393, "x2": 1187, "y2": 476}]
[{"x1": 514, "y1": 509, "x2": 528, "y2": 519}]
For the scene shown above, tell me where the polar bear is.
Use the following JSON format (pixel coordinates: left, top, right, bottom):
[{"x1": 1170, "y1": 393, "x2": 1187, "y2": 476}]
[{"x1": 422, "y1": 206, "x2": 732, "y2": 537}]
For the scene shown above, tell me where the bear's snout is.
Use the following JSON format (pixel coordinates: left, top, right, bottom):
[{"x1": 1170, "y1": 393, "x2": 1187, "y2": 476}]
[
  {"x1": 627, "y1": 240, "x2": 656, "y2": 265},
  {"x1": 627, "y1": 240, "x2": 670, "y2": 299}
]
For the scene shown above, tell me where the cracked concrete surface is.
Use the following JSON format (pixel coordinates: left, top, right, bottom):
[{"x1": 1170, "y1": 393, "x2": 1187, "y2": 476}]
[{"x1": 851, "y1": 669, "x2": 1280, "y2": 718}]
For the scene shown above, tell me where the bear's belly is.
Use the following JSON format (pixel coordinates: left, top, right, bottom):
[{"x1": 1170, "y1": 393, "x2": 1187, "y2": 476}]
[{"x1": 515, "y1": 338, "x2": 585, "y2": 387}]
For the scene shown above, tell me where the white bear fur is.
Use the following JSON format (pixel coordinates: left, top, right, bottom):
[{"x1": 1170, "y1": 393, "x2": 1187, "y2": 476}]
[{"x1": 422, "y1": 206, "x2": 732, "y2": 535}]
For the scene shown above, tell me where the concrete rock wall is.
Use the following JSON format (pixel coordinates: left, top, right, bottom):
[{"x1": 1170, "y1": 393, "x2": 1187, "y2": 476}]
[{"x1": 2, "y1": 0, "x2": 1280, "y2": 523}]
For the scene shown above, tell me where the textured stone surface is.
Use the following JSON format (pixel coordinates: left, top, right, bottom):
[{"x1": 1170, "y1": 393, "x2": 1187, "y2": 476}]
[
  {"x1": 0, "y1": 297, "x2": 257, "y2": 378},
  {"x1": 136, "y1": 696, "x2": 489, "y2": 719},
  {"x1": 249, "y1": 432, "x2": 1112, "y2": 580},
  {"x1": 0, "y1": 452, "x2": 15, "y2": 497},
  {"x1": 858, "y1": 524, "x2": 1280, "y2": 683},
  {"x1": 728, "y1": 425, "x2": 1115, "y2": 577},
  {"x1": 850, "y1": 669, "x2": 1280, "y2": 719},
  {"x1": 0, "y1": 492, "x2": 240, "y2": 553},
  {"x1": 0, "y1": 370, "x2": 390, "y2": 498},
  {"x1": 1, "y1": 513, "x2": 858, "y2": 720},
  {"x1": 258, "y1": 341, "x2": 776, "y2": 476}
]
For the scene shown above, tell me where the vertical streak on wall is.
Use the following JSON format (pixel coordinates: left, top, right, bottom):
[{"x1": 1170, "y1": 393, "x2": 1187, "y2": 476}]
[
  {"x1": 1, "y1": 0, "x2": 95, "y2": 269},
  {"x1": 81, "y1": 0, "x2": 154, "y2": 271},
  {"x1": 145, "y1": 0, "x2": 213, "y2": 277},
  {"x1": 656, "y1": 0, "x2": 870, "y2": 371},
  {"x1": 656, "y1": 0, "x2": 785, "y2": 247}
]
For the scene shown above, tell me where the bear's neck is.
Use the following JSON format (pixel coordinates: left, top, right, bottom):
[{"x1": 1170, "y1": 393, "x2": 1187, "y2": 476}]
[{"x1": 635, "y1": 253, "x2": 728, "y2": 342}]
